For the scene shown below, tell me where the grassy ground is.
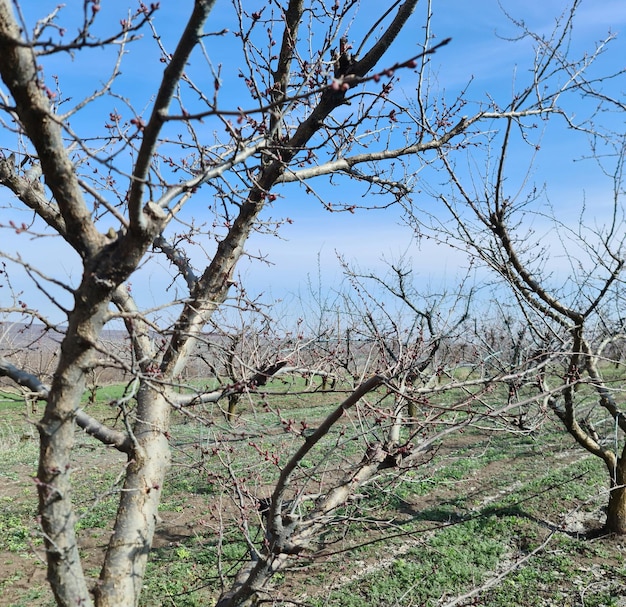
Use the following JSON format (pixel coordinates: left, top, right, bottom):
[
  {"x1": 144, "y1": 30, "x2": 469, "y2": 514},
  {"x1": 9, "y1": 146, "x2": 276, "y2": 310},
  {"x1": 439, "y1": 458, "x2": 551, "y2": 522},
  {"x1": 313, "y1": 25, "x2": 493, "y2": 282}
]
[{"x1": 1, "y1": 384, "x2": 626, "y2": 607}]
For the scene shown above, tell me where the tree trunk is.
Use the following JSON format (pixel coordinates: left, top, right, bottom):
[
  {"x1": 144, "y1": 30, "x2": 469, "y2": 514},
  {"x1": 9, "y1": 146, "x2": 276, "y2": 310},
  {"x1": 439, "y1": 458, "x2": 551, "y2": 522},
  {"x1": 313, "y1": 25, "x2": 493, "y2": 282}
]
[
  {"x1": 36, "y1": 297, "x2": 113, "y2": 607},
  {"x1": 606, "y1": 457, "x2": 626, "y2": 534},
  {"x1": 227, "y1": 393, "x2": 240, "y2": 422},
  {"x1": 38, "y1": 406, "x2": 93, "y2": 607},
  {"x1": 94, "y1": 386, "x2": 171, "y2": 607}
]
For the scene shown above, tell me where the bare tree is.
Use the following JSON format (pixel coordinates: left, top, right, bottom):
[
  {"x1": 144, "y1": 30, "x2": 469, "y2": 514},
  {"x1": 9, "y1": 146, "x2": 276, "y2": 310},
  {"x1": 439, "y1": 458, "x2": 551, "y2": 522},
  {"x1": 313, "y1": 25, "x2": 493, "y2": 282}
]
[
  {"x1": 405, "y1": 6, "x2": 626, "y2": 531},
  {"x1": 0, "y1": 1, "x2": 619, "y2": 605},
  {"x1": 0, "y1": 2, "x2": 462, "y2": 605}
]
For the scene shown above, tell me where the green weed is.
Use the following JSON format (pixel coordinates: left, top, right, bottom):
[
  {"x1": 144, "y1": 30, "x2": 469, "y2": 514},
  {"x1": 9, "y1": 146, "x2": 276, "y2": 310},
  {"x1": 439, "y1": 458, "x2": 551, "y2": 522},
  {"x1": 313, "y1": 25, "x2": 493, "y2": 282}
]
[
  {"x1": 313, "y1": 516, "x2": 512, "y2": 607},
  {"x1": 0, "y1": 514, "x2": 33, "y2": 552}
]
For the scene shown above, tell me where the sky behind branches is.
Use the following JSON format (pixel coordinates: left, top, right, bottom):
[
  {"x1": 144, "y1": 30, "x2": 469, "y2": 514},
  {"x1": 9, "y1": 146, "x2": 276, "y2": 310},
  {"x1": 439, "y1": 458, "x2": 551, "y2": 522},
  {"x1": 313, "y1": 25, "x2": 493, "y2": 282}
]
[
  {"x1": 1, "y1": 0, "x2": 625, "y2": 324},
  {"x1": 243, "y1": 0, "x2": 626, "y2": 306}
]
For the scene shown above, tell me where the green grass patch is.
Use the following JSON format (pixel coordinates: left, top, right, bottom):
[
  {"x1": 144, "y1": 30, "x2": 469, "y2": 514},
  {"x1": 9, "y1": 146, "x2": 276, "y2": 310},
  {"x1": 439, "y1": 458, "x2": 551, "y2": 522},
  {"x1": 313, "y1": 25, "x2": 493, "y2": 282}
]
[
  {"x1": 0, "y1": 494, "x2": 40, "y2": 553},
  {"x1": 312, "y1": 515, "x2": 513, "y2": 607},
  {"x1": 1, "y1": 378, "x2": 624, "y2": 607}
]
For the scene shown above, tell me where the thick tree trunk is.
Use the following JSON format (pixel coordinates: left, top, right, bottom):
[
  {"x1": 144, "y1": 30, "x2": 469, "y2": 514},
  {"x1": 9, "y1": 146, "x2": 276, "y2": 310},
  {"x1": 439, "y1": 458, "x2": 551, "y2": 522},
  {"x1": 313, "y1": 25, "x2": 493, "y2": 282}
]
[
  {"x1": 38, "y1": 406, "x2": 93, "y2": 607},
  {"x1": 94, "y1": 387, "x2": 171, "y2": 607},
  {"x1": 36, "y1": 298, "x2": 112, "y2": 607},
  {"x1": 606, "y1": 457, "x2": 626, "y2": 534}
]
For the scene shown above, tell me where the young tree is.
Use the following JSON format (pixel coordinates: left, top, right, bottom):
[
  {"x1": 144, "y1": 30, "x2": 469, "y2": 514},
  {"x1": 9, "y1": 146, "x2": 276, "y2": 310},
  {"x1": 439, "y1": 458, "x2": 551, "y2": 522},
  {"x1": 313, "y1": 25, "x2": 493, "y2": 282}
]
[{"x1": 0, "y1": 1, "x2": 618, "y2": 605}]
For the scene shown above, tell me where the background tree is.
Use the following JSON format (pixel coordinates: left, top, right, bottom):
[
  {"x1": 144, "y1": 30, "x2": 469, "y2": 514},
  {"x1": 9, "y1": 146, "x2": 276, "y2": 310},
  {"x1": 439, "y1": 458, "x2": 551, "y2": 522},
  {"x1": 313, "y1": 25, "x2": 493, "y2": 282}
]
[{"x1": 406, "y1": 9, "x2": 626, "y2": 531}]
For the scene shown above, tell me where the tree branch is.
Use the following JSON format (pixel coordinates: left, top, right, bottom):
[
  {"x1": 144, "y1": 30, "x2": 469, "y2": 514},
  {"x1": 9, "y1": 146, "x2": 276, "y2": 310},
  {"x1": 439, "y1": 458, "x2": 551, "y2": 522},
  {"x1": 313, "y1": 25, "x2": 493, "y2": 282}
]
[
  {"x1": 128, "y1": 0, "x2": 216, "y2": 231},
  {"x1": 278, "y1": 109, "x2": 553, "y2": 184},
  {"x1": 0, "y1": 0, "x2": 100, "y2": 258},
  {"x1": 352, "y1": 0, "x2": 420, "y2": 77},
  {"x1": 0, "y1": 153, "x2": 67, "y2": 233},
  {"x1": 0, "y1": 356, "x2": 131, "y2": 452}
]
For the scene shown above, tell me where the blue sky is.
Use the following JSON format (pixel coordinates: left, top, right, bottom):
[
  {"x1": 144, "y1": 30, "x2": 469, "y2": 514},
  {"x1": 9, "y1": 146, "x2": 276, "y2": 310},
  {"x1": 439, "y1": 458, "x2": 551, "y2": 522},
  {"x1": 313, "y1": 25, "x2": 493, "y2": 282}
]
[
  {"x1": 244, "y1": 0, "x2": 626, "y2": 303},
  {"x1": 1, "y1": 0, "x2": 625, "y2": 324}
]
